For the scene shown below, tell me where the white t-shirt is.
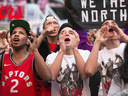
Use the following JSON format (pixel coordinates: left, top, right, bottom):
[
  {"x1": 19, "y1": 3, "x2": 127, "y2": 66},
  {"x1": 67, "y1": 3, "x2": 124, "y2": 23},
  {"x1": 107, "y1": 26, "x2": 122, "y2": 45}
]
[
  {"x1": 46, "y1": 49, "x2": 90, "y2": 96},
  {"x1": 98, "y1": 43, "x2": 126, "y2": 96}
]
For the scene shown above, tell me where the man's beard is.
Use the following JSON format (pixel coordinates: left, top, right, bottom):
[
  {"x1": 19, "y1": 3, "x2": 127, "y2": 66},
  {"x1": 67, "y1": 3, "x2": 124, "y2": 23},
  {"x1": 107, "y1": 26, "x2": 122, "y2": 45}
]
[{"x1": 11, "y1": 43, "x2": 27, "y2": 50}]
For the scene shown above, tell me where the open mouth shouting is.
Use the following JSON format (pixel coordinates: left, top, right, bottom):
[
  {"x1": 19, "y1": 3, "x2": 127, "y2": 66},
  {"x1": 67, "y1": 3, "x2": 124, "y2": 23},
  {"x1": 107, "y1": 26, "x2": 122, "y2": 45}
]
[
  {"x1": 13, "y1": 38, "x2": 20, "y2": 44},
  {"x1": 64, "y1": 38, "x2": 70, "y2": 43},
  {"x1": 109, "y1": 28, "x2": 114, "y2": 33}
]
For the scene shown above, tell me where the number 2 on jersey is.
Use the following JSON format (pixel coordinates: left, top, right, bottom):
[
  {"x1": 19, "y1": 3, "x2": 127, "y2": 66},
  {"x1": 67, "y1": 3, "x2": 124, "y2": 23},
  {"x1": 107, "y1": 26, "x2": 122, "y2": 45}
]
[{"x1": 10, "y1": 79, "x2": 19, "y2": 93}]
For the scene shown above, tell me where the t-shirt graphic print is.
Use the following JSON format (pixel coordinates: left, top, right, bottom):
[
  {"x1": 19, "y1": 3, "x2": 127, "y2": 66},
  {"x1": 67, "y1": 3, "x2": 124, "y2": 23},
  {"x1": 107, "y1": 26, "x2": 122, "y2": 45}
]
[
  {"x1": 100, "y1": 54, "x2": 123, "y2": 94},
  {"x1": 56, "y1": 63, "x2": 83, "y2": 95}
]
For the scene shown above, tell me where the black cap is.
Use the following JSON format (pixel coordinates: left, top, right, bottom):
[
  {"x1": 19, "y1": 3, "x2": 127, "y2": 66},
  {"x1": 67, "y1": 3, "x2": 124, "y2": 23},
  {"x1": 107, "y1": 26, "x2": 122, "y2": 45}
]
[{"x1": 10, "y1": 19, "x2": 31, "y2": 36}]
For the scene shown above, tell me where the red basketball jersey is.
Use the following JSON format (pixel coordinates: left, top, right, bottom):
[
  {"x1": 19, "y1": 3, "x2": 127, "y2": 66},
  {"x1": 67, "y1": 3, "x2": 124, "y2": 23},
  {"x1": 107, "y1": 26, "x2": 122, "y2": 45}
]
[{"x1": 0, "y1": 53, "x2": 44, "y2": 96}]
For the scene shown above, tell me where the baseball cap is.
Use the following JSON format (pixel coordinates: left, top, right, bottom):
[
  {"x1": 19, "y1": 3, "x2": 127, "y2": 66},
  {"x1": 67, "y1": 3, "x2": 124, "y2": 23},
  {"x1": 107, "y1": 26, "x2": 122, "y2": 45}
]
[
  {"x1": 43, "y1": 15, "x2": 58, "y2": 28},
  {"x1": 10, "y1": 19, "x2": 31, "y2": 36},
  {"x1": 44, "y1": 15, "x2": 57, "y2": 22}
]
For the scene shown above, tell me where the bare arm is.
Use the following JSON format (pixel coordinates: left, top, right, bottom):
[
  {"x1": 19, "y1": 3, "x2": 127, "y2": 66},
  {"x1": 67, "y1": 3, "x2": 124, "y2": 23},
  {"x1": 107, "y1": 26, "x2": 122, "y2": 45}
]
[
  {"x1": 85, "y1": 26, "x2": 108, "y2": 79},
  {"x1": 29, "y1": 30, "x2": 51, "y2": 81},
  {"x1": 73, "y1": 48, "x2": 89, "y2": 79},
  {"x1": 48, "y1": 50, "x2": 64, "y2": 81},
  {"x1": 0, "y1": 31, "x2": 9, "y2": 71},
  {"x1": 84, "y1": 41, "x2": 100, "y2": 79},
  {"x1": 37, "y1": 30, "x2": 46, "y2": 48},
  {"x1": 111, "y1": 25, "x2": 128, "y2": 43},
  {"x1": 37, "y1": 25, "x2": 59, "y2": 48},
  {"x1": 72, "y1": 30, "x2": 88, "y2": 79},
  {"x1": 48, "y1": 32, "x2": 66, "y2": 81}
]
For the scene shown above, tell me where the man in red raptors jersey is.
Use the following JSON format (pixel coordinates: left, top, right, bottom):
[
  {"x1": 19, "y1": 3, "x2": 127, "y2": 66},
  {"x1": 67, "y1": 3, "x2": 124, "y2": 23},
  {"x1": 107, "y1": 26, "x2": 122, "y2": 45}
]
[{"x1": 0, "y1": 19, "x2": 51, "y2": 96}]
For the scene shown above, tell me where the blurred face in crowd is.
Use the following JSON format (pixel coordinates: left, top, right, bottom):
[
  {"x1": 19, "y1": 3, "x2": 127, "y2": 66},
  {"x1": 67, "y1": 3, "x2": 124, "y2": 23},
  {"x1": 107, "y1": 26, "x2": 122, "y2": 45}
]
[
  {"x1": 43, "y1": 17, "x2": 59, "y2": 37},
  {"x1": 87, "y1": 30, "x2": 95, "y2": 44}
]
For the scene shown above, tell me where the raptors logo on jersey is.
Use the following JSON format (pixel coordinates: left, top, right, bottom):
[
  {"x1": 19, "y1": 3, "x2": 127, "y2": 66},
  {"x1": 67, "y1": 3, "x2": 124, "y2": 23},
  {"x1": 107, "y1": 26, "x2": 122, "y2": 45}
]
[
  {"x1": 2, "y1": 70, "x2": 32, "y2": 88},
  {"x1": 0, "y1": 53, "x2": 40, "y2": 96}
]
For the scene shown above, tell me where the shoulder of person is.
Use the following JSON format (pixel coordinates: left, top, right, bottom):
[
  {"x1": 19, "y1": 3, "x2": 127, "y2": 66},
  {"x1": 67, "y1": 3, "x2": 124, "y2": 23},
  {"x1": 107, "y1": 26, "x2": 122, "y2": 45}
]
[
  {"x1": 46, "y1": 51, "x2": 58, "y2": 58},
  {"x1": 120, "y1": 43, "x2": 127, "y2": 47},
  {"x1": 99, "y1": 47, "x2": 107, "y2": 53},
  {"x1": 116, "y1": 43, "x2": 126, "y2": 50},
  {"x1": 78, "y1": 49, "x2": 90, "y2": 55}
]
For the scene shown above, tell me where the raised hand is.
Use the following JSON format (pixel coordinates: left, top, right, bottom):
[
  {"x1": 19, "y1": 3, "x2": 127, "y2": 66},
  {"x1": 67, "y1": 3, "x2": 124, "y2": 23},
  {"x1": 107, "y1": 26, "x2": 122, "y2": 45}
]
[
  {"x1": 42, "y1": 25, "x2": 59, "y2": 36},
  {"x1": 0, "y1": 31, "x2": 6, "y2": 38},
  {"x1": 111, "y1": 25, "x2": 127, "y2": 41},
  {"x1": 58, "y1": 31, "x2": 66, "y2": 52},
  {"x1": 0, "y1": 31, "x2": 8, "y2": 50},
  {"x1": 28, "y1": 30, "x2": 37, "y2": 52},
  {"x1": 95, "y1": 26, "x2": 108, "y2": 44},
  {"x1": 72, "y1": 30, "x2": 80, "y2": 49}
]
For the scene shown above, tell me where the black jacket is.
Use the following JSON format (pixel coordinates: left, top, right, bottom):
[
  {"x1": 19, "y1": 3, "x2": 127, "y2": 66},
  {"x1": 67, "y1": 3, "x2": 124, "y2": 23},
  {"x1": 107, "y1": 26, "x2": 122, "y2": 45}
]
[
  {"x1": 38, "y1": 37, "x2": 59, "y2": 61},
  {"x1": 38, "y1": 37, "x2": 59, "y2": 88}
]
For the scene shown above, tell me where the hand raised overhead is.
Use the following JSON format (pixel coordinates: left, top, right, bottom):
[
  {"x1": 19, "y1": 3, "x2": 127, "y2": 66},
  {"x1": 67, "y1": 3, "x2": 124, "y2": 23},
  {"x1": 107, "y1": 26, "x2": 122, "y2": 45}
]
[
  {"x1": 0, "y1": 31, "x2": 8, "y2": 50},
  {"x1": 58, "y1": 31, "x2": 66, "y2": 52},
  {"x1": 71, "y1": 30, "x2": 80, "y2": 49},
  {"x1": 28, "y1": 30, "x2": 38, "y2": 52}
]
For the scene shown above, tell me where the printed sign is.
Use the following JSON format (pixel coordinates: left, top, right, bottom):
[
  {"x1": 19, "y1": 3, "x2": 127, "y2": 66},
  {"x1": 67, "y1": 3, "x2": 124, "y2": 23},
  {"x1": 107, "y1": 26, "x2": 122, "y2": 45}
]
[{"x1": 65, "y1": 0, "x2": 128, "y2": 29}]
